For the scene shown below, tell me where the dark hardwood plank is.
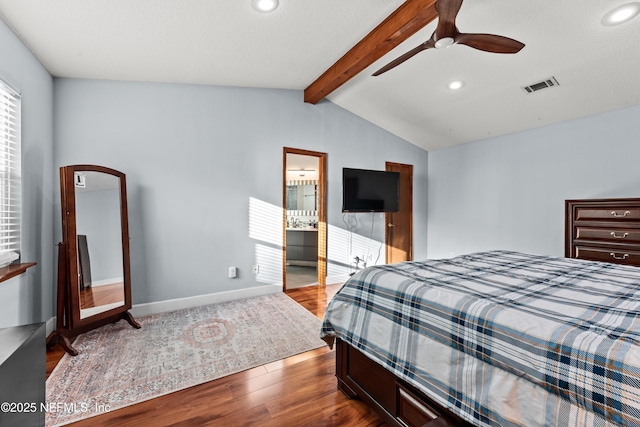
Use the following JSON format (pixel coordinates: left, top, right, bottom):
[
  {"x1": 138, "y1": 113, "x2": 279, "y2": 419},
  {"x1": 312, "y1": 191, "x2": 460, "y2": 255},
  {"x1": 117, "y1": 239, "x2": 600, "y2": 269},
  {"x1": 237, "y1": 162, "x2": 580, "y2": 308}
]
[
  {"x1": 46, "y1": 285, "x2": 384, "y2": 426},
  {"x1": 285, "y1": 283, "x2": 341, "y2": 318},
  {"x1": 303, "y1": 0, "x2": 438, "y2": 104},
  {"x1": 80, "y1": 282, "x2": 124, "y2": 310}
]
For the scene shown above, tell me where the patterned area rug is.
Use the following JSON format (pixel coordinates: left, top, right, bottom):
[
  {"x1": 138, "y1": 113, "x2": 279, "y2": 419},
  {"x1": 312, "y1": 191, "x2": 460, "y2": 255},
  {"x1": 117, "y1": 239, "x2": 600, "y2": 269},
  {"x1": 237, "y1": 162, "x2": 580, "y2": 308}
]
[{"x1": 46, "y1": 293, "x2": 325, "y2": 426}]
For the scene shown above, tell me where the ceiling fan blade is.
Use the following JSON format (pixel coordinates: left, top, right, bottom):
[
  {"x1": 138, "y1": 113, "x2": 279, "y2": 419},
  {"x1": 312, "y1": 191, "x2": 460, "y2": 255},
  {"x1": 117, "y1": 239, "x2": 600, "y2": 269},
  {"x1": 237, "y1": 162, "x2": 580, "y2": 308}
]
[
  {"x1": 455, "y1": 33, "x2": 525, "y2": 53},
  {"x1": 435, "y1": 0, "x2": 463, "y2": 39},
  {"x1": 372, "y1": 40, "x2": 436, "y2": 76}
]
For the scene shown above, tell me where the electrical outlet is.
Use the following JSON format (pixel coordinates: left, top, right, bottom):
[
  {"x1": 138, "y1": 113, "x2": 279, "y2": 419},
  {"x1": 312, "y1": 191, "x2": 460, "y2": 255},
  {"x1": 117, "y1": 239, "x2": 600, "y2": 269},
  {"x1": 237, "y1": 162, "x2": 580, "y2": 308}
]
[
  {"x1": 253, "y1": 264, "x2": 259, "y2": 274},
  {"x1": 449, "y1": 252, "x2": 455, "y2": 258},
  {"x1": 228, "y1": 266, "x2": 237, "y2": 278}
]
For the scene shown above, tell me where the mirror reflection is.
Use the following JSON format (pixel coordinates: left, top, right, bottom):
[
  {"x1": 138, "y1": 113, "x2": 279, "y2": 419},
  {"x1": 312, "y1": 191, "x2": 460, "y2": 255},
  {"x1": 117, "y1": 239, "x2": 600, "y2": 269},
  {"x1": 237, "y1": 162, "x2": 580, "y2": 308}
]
[
  {"x1": 74, "y1": 171, "x2": 125, "y2": 318},
  {"x1": 286, "y1": 184, "x2": 317, "y2": 211}
]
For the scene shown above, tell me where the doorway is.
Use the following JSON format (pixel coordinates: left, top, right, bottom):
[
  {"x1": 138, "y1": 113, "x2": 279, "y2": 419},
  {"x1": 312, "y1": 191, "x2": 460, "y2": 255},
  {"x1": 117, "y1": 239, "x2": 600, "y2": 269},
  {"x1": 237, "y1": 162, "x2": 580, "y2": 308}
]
[
  {"x1": 283, "y1": 148, "x2": 327, "y2": 291},
  {"x1": 385, "y1": 162, "x2": 413, "y2": 264}
]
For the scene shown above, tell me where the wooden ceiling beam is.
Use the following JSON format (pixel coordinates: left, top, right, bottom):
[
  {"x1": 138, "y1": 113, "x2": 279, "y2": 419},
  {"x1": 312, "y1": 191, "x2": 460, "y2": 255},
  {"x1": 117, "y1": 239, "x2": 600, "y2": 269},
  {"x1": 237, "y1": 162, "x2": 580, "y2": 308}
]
[{"x1": 303, "y1": 0, "x2": 438, "y2": 105}]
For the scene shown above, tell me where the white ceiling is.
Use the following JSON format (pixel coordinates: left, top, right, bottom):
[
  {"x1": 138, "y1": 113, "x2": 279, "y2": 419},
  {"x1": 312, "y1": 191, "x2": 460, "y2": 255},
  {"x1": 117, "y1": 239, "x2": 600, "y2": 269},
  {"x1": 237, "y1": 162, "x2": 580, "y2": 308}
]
[
  {"x1": 1, "y1": 0, "x2": 639, "y2": 151},
  {"x1": 286, "y1": 153, "x2": 319, "y2": 181}
]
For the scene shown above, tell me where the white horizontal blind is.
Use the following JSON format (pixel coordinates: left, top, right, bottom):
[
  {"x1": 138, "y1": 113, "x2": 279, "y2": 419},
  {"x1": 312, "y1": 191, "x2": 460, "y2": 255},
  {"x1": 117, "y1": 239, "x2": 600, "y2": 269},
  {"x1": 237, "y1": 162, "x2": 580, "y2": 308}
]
[{"x1": 0, "y1": 79, "x2": 20, "y2": 256}]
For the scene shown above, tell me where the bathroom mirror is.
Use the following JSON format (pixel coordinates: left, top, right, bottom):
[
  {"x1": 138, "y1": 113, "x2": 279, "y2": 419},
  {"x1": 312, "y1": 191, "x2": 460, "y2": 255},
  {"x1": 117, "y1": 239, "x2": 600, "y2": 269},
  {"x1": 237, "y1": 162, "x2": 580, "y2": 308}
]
[
  {"x1": 286, "y1": 184, "x2": 317, "y2": 211},
  {"x1": 49, "y1": 165, "x2": 140, "y2": 356}
]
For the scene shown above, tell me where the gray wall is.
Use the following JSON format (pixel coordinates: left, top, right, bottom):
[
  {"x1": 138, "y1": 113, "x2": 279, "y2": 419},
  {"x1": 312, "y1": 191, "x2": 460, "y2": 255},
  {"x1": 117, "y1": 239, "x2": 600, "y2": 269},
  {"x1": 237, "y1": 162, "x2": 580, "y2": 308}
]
[
  {"x1": 427, "y1": 104, "x2": 640, "y2": 259},
  {"x1": 0, "y1": 20, "x2": 55, "y2": 328},
  {"x1": 53, "y1": 78, "x2": 429, "y2": 305}
]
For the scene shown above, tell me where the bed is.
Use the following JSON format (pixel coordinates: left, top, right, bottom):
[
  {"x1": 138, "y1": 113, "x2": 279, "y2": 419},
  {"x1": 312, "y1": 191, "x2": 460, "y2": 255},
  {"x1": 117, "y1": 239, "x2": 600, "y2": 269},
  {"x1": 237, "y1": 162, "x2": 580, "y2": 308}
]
[{"x1": 321, "y1": 250, "x2": 640, "y2": 427}]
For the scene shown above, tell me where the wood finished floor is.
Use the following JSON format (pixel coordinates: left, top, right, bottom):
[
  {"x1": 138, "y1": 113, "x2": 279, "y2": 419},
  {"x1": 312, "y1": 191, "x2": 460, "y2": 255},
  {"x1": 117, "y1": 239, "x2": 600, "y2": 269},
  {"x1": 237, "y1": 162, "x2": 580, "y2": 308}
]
[
  {"x1": 79, "y1": 283, "x2": 124, "y2": 310},
  {"x1": 46, "y1": 284, "x2": 385, "y2": 426}
]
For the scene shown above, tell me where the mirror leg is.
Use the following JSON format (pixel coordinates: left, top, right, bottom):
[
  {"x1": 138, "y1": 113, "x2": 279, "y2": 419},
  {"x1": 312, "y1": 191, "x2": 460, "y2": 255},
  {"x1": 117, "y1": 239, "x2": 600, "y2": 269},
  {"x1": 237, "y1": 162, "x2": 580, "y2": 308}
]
[
  {"x1": 121, "y1": 311, "x2": 141, "y2": 329},
  {"x1": 47, "y1": 332, "x2": 79, "y2": 356},
  {"x1": 59, "y1": 335, "x2": 79, "y2": 356}
]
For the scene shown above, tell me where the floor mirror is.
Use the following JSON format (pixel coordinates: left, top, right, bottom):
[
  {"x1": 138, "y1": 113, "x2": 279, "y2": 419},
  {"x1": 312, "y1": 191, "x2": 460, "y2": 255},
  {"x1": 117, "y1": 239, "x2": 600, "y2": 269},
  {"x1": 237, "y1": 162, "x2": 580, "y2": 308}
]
[{"x1": 48, "y1": 165, "x2": 140, "y2": 355}]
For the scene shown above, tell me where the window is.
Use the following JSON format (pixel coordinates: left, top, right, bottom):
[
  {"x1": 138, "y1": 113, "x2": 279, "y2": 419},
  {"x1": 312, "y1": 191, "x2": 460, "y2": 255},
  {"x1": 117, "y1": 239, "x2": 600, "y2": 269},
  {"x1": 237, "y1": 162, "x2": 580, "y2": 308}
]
[{"x1": 0, "y1": 79, "x2": 20, "y2": 259}]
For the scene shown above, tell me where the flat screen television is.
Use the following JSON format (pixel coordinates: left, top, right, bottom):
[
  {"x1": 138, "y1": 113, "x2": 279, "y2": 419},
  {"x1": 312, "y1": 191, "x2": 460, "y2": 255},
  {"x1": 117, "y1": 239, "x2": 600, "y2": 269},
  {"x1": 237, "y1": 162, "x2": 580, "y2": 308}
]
[{"x1": 342, "y1": 168, "x2": 400, "y2": 212}]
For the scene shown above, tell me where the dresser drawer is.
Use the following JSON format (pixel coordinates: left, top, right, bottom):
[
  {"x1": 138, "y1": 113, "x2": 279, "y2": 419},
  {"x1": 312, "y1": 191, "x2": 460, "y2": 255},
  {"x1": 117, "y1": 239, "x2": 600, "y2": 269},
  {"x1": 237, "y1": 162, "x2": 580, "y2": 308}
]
[
  {"x1": 574, "y1": 246, "x2": 640, "y2": 266},
  {"x1": 397, "y1": 385, "x2": 439, "y2": 427},
  {"x1": 575, "y1": 227, "x2": 640, "y2": 244},
  {"x1": 566, "y1": 199, "x2": 640, "y2": 266},
  {"x1": 575, "y1": 206, "x2": 640, "y2": 221}
]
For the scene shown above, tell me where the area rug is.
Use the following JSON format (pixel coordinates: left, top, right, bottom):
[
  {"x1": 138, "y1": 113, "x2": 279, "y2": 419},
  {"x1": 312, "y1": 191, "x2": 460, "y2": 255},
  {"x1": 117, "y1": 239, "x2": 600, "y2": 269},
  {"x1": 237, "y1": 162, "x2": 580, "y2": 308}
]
[{"x1": 45, "y1": 292, "x2": 325, "y2": 426}]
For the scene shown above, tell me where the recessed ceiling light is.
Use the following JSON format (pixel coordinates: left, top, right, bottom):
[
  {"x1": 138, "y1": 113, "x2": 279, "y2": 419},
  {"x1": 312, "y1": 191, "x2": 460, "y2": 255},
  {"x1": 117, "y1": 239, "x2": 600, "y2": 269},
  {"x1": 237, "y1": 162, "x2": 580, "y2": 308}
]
[
  {"x1": 447, "y1": 80, "x2": 464, "y2": 90},
  {"x1": 251, "y1": 0, "x2": 279, "y2": 13},
  {"x1": 602, "y1": 2, "x2": 640, "y2": 25}
]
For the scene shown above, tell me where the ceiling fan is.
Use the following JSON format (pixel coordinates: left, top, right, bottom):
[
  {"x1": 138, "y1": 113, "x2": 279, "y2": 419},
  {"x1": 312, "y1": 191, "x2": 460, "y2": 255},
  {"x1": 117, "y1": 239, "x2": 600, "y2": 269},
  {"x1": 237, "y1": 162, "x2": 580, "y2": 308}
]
[{"x1": 372, "y1": 0, "x2": 525, "y2": 76}]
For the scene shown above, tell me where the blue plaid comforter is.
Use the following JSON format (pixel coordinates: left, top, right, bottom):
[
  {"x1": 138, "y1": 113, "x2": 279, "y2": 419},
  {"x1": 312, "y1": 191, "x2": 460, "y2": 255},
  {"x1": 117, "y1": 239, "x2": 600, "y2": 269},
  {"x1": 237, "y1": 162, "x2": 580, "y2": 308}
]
[{"x1": 320, "y1": 251, "x2": 640, "y2": 426}]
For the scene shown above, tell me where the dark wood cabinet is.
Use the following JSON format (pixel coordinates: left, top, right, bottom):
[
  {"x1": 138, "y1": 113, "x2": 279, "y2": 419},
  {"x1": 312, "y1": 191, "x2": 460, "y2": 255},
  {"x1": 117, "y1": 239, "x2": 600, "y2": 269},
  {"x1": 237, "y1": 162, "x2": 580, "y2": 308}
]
[
  {"x1": 336, "y1": 339, "x2": 472, "y2": 427},
  {"x1": 285, "y1": 230, "x2": 318, "y2": 263},
  {"x1": 566, "y1": 198, "x2": 640, "y2": 267}
]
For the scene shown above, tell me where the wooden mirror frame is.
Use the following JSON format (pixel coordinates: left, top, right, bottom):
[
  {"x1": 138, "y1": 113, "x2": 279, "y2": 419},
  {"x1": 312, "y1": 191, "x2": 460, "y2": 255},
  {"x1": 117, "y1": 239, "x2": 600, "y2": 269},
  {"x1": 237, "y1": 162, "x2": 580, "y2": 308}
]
[{"x1": 49, "y1": 165, "x2": 140, "y2": 356}]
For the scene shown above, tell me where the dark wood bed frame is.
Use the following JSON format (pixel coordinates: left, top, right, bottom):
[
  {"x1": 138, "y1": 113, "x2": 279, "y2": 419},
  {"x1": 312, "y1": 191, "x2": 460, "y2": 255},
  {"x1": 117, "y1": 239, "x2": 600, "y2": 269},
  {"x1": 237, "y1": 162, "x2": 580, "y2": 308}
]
[
  {"x1": 335, "y1": 339, "x2": 473, "y2": 427},
  {"x1": 335, "y1": 198, "x2": 640, "y2": 426}
]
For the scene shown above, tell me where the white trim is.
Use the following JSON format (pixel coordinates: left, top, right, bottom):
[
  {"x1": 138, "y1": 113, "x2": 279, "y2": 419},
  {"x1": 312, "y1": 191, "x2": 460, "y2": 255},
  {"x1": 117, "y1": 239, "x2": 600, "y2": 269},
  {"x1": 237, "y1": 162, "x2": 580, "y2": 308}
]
[
  {"x1": 326, "y1": 274, "x2": 349, "y2": 286},
  {"x1": 0, "y1": 73, "x2": 20, "y2": 95},
  {"x1": 90, "y1": 277, "x2": 123, "y2": 287},
  {"x1": 129, "y1": 284, "x2": 281, "y2": 317},
  {"x1": 46, "y1": 316, "x2": 56, "y2": 337}
]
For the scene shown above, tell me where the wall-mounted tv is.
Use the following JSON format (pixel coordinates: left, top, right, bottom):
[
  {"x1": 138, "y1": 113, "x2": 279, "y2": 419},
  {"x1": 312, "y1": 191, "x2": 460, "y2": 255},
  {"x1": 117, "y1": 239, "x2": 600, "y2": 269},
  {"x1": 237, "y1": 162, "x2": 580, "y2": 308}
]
[{"x1": 342, "y1": 168, "x2": 400, "y2": 212}]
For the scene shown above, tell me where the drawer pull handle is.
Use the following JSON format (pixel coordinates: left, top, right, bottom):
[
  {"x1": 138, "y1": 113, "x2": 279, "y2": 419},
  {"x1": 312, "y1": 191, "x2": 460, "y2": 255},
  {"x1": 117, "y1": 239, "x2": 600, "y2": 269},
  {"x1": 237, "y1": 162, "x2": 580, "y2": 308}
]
[
  {"x1": 611, "y1": 210, "x2": 631, "y2": 217},
  {"x1": 399, "y1": 388, "x2": 438, "y2": 420},
  {"x1": 610, "y1": 252, "x2": 630, "y2": 260},
  {"x1": 610, "y1": 232, "x2": 630, "y2": 239}
]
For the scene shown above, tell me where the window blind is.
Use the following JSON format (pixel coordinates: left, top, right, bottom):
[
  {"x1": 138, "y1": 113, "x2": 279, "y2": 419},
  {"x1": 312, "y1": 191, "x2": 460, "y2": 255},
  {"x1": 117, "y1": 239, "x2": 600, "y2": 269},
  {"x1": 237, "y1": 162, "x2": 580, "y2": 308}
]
[{"x1": 0, "y1": 79, "x2": 20, "y2": 256}]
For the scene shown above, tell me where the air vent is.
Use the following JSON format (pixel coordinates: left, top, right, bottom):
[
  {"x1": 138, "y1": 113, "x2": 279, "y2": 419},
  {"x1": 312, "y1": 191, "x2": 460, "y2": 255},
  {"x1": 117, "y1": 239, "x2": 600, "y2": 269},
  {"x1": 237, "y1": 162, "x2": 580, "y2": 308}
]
[{"x1": 522, "y1": 77, "x2": 559, "y2": 94}]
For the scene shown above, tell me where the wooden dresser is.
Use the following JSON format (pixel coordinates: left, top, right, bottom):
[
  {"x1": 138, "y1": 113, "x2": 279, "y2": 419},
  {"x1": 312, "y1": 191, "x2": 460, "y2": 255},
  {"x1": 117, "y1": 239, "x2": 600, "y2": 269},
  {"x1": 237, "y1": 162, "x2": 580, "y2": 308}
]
[{"x1": 565, "y1": 198, "x2": 640, "y2": 267}]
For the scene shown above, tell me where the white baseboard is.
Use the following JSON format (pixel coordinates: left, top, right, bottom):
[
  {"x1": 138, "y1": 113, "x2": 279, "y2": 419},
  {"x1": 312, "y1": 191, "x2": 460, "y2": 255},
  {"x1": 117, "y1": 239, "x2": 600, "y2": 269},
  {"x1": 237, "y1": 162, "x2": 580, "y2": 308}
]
[
  {"x1": 326, "y1": 274, "x2": 349, "y2": 285},
  {"x1": 129, "y1": 284, "x2": 282, "y2": 317},
  {"x1": 90, "y1": 277, "x2": 124, "y2": 287},
  {"x1": 44, "y1": 285, "x2": 282, "y2": 336},
  {"x1": 46, "y1": 316, "x2": 56, "y2": 337}
]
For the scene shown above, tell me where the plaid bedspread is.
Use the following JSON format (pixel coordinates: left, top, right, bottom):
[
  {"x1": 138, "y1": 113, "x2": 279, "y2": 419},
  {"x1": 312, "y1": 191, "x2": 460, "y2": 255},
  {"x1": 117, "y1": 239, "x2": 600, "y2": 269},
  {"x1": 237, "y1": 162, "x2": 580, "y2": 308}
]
[{"x1": 321, "y1": 251, "x2": 640, "y2": 426}]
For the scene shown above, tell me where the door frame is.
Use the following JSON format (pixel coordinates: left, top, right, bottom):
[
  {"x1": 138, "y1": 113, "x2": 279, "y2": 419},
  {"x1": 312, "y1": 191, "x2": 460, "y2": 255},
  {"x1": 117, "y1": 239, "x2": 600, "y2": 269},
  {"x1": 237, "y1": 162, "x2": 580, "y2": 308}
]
[
  {"x1": 283, "y1": 147, "x2": 327, "y2": 291},
  {"x1": 385, "y1": 162, "x2": 413, "y2": 264}
]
